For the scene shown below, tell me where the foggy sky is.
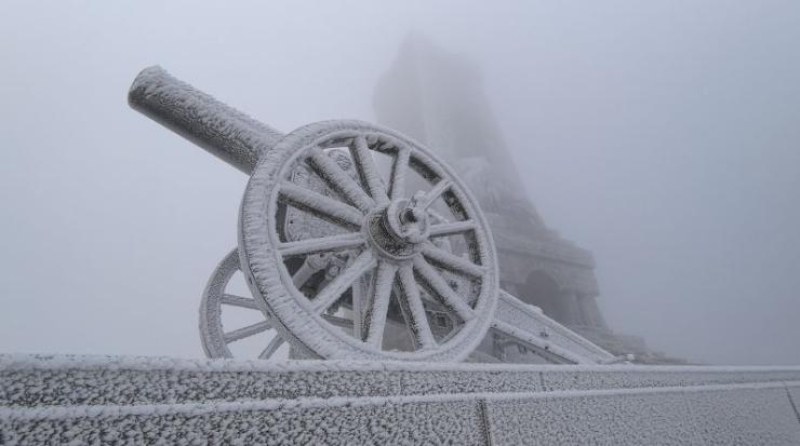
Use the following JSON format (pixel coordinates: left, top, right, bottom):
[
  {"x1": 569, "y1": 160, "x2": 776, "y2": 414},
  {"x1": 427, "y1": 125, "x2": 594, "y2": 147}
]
[{"x1": 1, "y1": 1, "x2": 798, "y2": 365}]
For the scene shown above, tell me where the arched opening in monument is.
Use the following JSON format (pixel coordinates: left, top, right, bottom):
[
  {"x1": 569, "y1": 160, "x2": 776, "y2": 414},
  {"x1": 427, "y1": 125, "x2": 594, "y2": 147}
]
[{"x1": 521, "y1": 270, "x2": 565, "y2": 321}]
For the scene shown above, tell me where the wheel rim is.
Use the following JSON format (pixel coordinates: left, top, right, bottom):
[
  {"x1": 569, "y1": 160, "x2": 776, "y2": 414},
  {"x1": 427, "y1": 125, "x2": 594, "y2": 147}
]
[
  {"x1": 199, "y1": 248, "x2": 285, "y2": 359},
  {"x1": 240, "y1": 120, "x2": 499, "y2": 361}
]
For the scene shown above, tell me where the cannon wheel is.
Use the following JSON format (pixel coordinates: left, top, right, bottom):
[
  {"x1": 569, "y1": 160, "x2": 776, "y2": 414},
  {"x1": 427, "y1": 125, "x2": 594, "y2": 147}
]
[
  {"x1": 199, "y1": 248, "x2": 285, "y2": 359},
  {"x1": 240, "y1": 120, "x2": 499, "y2": 362}
]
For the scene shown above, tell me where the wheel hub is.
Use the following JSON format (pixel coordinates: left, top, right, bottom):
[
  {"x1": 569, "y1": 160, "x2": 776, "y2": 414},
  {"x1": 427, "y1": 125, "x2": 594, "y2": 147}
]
[{"x1": 366, "y1": 198, "x2": 430, "y2": 260}]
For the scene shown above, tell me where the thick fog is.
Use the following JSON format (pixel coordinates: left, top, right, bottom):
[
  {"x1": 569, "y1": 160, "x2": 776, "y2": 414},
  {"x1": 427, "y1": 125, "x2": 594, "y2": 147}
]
[{"x1": 1, "y1": 1, "x2": 798, "y2": 365}]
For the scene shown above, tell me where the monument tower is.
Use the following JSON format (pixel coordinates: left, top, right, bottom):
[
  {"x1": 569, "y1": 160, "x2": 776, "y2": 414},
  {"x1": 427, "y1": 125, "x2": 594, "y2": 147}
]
[{"x1": 373, "y1": 37, "x2": 649, "y2": 358}]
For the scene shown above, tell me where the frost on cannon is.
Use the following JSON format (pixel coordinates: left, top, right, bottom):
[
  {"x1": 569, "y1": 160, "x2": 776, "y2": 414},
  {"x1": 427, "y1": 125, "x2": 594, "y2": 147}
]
[{"x1": 128, "y1": 64, "x2": 614, "y2": 365}]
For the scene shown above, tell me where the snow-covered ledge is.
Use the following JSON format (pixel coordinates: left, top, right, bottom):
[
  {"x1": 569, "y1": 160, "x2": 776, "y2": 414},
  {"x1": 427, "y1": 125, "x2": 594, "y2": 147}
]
[{"x1": 2, "y1": 355, "x2": 800, "y2": 444}]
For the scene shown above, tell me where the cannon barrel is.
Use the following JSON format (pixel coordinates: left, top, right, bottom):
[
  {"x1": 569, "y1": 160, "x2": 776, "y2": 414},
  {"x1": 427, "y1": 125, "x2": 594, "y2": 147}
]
[{"x1": 128, "y1": 66, "x2": 284, "y2": 174}]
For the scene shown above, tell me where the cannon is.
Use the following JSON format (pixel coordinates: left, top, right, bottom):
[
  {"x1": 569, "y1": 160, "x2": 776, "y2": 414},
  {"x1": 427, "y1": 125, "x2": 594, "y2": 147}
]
[{"x1": 129, "y1": 67, "x2": 614, "y2": 364}]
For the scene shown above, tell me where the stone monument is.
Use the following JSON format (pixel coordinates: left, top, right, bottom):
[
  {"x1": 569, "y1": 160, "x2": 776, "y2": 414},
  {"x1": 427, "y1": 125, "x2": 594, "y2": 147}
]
[{"x1": 373, "y1": 36, "x2": 668, "y2": 361}]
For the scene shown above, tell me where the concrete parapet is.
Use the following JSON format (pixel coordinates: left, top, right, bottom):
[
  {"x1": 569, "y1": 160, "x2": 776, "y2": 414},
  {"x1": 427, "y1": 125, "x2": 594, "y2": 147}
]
[{"x1": 2, "y1": 355, "x2": 800, "y2": 444}]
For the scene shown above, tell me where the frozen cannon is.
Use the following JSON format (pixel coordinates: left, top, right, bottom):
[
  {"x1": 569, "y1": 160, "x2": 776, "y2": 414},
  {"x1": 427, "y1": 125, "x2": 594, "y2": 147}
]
[{"x1": 129, "y1": 66, "x2": 613, "y2": 364}]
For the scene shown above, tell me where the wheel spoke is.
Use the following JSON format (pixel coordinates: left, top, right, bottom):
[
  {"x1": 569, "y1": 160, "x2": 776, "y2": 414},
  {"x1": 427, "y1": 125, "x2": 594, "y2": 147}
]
[
  {"x1": 312, "y1": 250, "x2": 376, "y2": 313},
  {"x1": 428, "y1": 220, "x2": 476, "y2": 237},
  {"x1": 221, "y1": 294, "x2": 259, "y2": 310},
  {"x1": 258, "y1": 336, "x2": 284, "y2": 359},
  {"x1": 280, "y1": 182, "x2": 363, "y2": 228},
  {"x1": 308, "y1": 149, "x2": 375, "y2": 212},
  {"x1": 397, "y1": 265, "x2": 436, "y2": 349},
  {"x1": 351, "y1": 276, "x2": 365, "y2": 338},
  {"x1": 389, "y1": 148, "x2": 410, "y2": 201},
  {"x1": 223, "y1": 321, "x2": 271, "y2": 343},
  {"x1": 418, "y1": 179, "x2": 452, "y2": 209},
  {"x1": 360, "y1": 261, "x2": 398, "y2": 345},
  {"x1": 421, "y1": 243, "x2": 486, "y2": 279},
  {"x1": 351, "y1": 136, "x2": 389, "y2": 205},
  {"x1": 412, "y1": 256, "x2": 476, "y2": 321},
  {"x1": 279, "y1": 232, "x2": 365, "y2": 257}
]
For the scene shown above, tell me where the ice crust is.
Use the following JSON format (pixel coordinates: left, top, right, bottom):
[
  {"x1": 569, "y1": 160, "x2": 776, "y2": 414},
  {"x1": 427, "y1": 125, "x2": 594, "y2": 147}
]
[{"x1": 2, "y1": 354, "x2": 800, "y2": 444}]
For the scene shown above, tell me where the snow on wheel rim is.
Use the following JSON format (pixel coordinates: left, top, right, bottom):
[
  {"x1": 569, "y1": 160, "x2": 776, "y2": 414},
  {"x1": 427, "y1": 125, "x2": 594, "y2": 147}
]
[
  {"x1": 239, "y1": 120, "x2": 499, "y2": 361},
  {"x1": 199, "y1": 248, "x2": 285, "y2": 359}
]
